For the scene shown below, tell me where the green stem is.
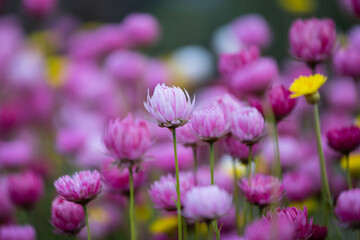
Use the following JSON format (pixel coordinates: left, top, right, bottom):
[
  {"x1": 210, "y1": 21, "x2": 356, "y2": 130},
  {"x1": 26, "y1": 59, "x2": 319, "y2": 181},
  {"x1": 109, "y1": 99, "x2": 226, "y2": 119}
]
[
  {"x1": 82, "y1": 205, "x2": 91, "y2": 240},
  {"x1": 74, "y1": 235, "x2": 78, "y2": 240},
  {"x1": 313, "y1": 104, "x2": 332, "y2": 225},
  {"x1": 248, "y1": 205, "x2": 253, "y2": 223},
  {"x1": 195, "y1": 222, "x2": 199, "y2": 240},
  {"x1": 172, "y1": 128, "x2": 183, "y2": 240},
  {"x1": 247, "y1": 145, "x2": 253, "y2": 223},
  {"x1": 273, "y1": 121, "x2": 282, "y2": 179},
  {"x1": 192, "y1": 145, "x2": 198, "y2": 185},
  {"x1": 209, "y1": 142, "x2": 220, "y2": 239},
  {"x1": 183, "y1": 217, "x2": 188, "y2": 240},
  {"x1": 232, "y1": 158, "x2": 240, "y2": 236},
  {"x1": 242, "y1": 201, "x2": 247, "y2": 234},
  {"x1": 129, "y1": 167, "x2": 136, "y2": 240},
  {"x1": 259, "y1": 206, "x2": 264, "y2": 217},
  {"x1": 209, "y1": 142, "x2": 215, "y2": 185},
  {"x1": 247, "y1": 145, "x2": 253, "y2": 186},
  {"x1": 212, "y1": 220, "x2": 220, "y2": 240},
  {"x1": 345, "y1": 154, "x2": 353, "y2": 189},
  {"x1": 208, "y1": 223, "x2": 212, "y2": 240}
]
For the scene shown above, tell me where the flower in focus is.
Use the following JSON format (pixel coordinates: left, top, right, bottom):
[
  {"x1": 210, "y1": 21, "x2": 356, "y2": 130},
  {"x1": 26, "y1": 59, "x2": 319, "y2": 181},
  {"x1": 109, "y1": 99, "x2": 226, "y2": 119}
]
[
  {"x1": 182, "y1": 185, "x2": 232, "y2": 222},
  {"x1": 0, "y1": 225, "x2": 36, "y2": 240},
  {"x1": 327, "y1": 125, "x2": 360, "y2": 155},
  {"x1": 244, "y1": 216, "x2": 295, "y2": 240},
  {"x1": 268, "y1": 85, "x2": 297, "y2": 122},
  {"x1": 144, "y1": 83, "x2": 195, "y2": 128},
  {"x1": 7, "y1": 171, "x2": 44, "y2": 209},
  {"x1": 334, "y1": 188, "x2": 360, "y2": 228},
  {"x1": 190, "y1": 105, "x2": 229, "y2": 142},
  {"x1": 51, "y1": 197, "x2": 85, "y2": 235},
  {"x1": 148, "y1": 172, "x2": 195, "y2": 211},
  {"x1": 289, "y1": 74, "x2": 327, "y2": 98},
  {"x1": 104, "y1": 114, "x2": 151, "y2": 163},
  {"x1": 54, "y1": 170, "x2": 102, "y2": 205},
  {"x1": 238, "y1": 174, "x2": 283, "y2": 206},
  {"x1": 231, "y1": 107, "x2": 266, "y2": 145},
  {"x1": 266, "y1": 207, "x2": 313, "y2": 240},
  {"x1": 289, "y1": 18, "x2": 336, "y2": 64}
]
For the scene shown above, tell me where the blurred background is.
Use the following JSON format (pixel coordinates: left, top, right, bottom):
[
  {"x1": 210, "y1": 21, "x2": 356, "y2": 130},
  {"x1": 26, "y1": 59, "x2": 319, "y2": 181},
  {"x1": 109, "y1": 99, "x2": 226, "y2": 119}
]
[
  {"x1": 1, "y1": 0, "x2": 360, "y2": 239},
  {"x1": 2, "y1": 0, "x2": 357, "y2": 60}
]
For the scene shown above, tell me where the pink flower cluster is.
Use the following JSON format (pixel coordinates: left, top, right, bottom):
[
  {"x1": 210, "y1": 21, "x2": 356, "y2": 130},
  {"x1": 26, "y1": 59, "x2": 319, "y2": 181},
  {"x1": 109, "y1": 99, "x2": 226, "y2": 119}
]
[
  {"x1": 54, "y1": 170, "x2": 102, "y2": 204},
  {"x1": 238, "y1": 174, "x2": 284, "y2": 206}
]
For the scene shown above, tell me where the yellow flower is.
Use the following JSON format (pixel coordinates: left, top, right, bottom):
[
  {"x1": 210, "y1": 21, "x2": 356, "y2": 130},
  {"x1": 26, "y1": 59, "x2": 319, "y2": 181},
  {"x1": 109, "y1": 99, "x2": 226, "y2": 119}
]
[
  {"x1": 289, "y1": 197, "x2": 317, "y2": 213},
  {"x1": 47, "y1": 56, "x2": 66, "y2": 88},
  {"x1": 150, "y1": 215, "x2": 178, "y2": 234},
  {"x1": 355, "y1": 115, "x2": 360, "y2": 128},
  {"x1": 289, "y1": 74, "x2": 327, "y2": 98},
  {"x1": 277, "y1": 0, "x2": 316, "y2": 14},
  {"x1": 340, "y1": 153, "x2": 360, "y2": 175}
]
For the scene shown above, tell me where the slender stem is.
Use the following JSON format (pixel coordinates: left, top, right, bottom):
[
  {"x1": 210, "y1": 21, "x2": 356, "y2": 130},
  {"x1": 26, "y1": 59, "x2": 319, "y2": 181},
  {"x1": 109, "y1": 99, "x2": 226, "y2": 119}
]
[
  {"x1": 192, "y1": 145, "x2": 198, "y2": 185},
  {"x1": 273, "y1": 121, "x2": 282, "y2": 179},
  {"x1": 313, "y1": 104, "x2": 332, "y2": 225},
  {"x1": 232, "y1": 158, "x2": 240, "y2": 236},
  {"x1": 248, "y1": 205, "x2": 253, "y2": 223},
  {"x1": 183, "y1": 217, "x2": 188, "y2": 240},
  {"x1": 208, "y1": 223, "x2": 212, "y2": 240},
  {"x1": 82, "y1": 205, "x2": 91, "y2": 240},
  {"x1": 247, "y1": 145, "x2": 254, "y2": 223},
  {"x1": 209, "y1": 142, "x2": 215, "y2": 185},
  {"x1": 345, "y1": 154, "x2": 353, "y2": 189},
  {"x1": 258, "y1": 206, "x2": 264, "y2": 216},
  {"x1": 172, "y1": 128, "x2": 183, "y2": 240},
  {"x1": 242, "y1": 201, "x2": 247, "y2": 234},
  {"x1": 247, "y1": 145, "x2": 253, "y2": 186},
  {"x1": 209, "y1": 142, "x2": 220, "y2": 239},
  {"x1": 308, "y1": 62, "x2": 317, "y2": 74},
  {"x1": 195, "y1": 222, "x2": 199, "y2": 240},
  {"x1": 212, "y1": 220, "x2": 220, "y2": 240},
  {"x1": 129, "y1": 167, "x2": 136, "y2": 240},
  {"x1": 74, "y1": 235, "x2": 78, "y2": 240}
]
